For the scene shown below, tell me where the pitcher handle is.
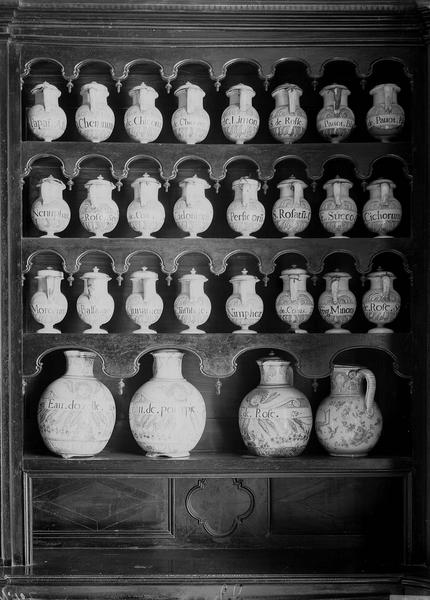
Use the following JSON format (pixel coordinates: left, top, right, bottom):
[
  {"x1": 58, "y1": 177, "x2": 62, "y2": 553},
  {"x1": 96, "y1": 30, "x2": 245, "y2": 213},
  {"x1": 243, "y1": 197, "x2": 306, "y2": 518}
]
[
  {"x1": 287, "y1": 88, "x2": 297, "y2": 114},
  {"x1": 88, "y1": 87, "x2": 96, "y2": 113},
  {"x1": 239, "y1": 87, "x2": 246, "y2": 112},
  {"x1": 331, "y1": 277, "x2": 339, "y2": 304},
  {"x1": 358, "y1": 367, "x2": 376, "y2": 417},
  {"x1": 292, "y1": 181, "x2": 301, "y2": 206},
  {"x1": 334, "y1": 87, "x2": 341, "y2": 111},
  {"x1": 290, "y1": 275, "x2": 299, "y2": 302},
  {"x1": 381, "y1": 182, "x2": 390, "y2": 207},
  {"x1": 333, "y1": 181, "x2": 342, "y2": 207},
  {"x1": 383, "y1": 85, "x2": 393, "y2": 113},
  {"x1": 382, "y1": 274, "x2": 390, "y2": 299}
]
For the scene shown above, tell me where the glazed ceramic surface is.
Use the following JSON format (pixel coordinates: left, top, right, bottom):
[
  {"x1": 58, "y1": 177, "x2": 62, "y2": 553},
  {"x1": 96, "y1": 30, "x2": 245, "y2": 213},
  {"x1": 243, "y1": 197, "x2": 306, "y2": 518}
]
[
  {"x1": 318, "y1": 271, "x2": 356, "y2": 333},
  {"x1": 30, "y1": 268, "x2": 68, "y2": 333},
  {"x1": 79, "y1": 175, "x2": 119, "y2": 238},
  {"x1": 276, "y1": 268, "x2": 314, "y2": 333},
  {"x1": 227, "y1": 177, "x2": 265, "y2": 238},
  {"x1": 363, "y1": 178, "x2": 402, "y2": 238},
  {"x1": 362, "y1": 269, "x2": 401, "y2": 333},
  {"x1": 174, "y1": 175, "x2": 213, "y2": 237},
  {"x1": 171, "y1": 82, "x2": 210, "y2": 144},
  {"x1": 31, "y1": 174, "x2": 70, "y2": 237},
  {"x1": 221, "y1": 83, "x2": 259, "y2": 144},
  {"x1": 126, "y1": 267, "x2": 163, "y2": 333},
  {"x1": 174, "y1": 268, "x2": 211, "y2": 334},
  {"x1": 366, "y1": 83, "x2": 405, "y2": 142},
  {"x1": 272, "y1": 177, "x2": 311, "y2": 238},
  {"x1": 124, "y1": 83, "x2": 163, "y2": 143},
  {"x1": 38, "y1": 350, "x2": 116, "y2": 458},
  {"x1": 76, "y1": 267, "x2": 114, "y2": 334},
  {"x1": 129, "y1": 350, "x2": 206, "y2": 458},
  {"x1": 269, "y1": 84, "x2": 307, "y2": 144},
  {"x1": 239, "y1": 356, "x2": 313, "y2": 456},
  {"x1": 317, "y1": 84, "x2": 355, "y2": 143},
  {"x1": 319, "y1": 177, "x2": 357, "y2": 238},
  {"x1": 75, "y1": 81, "x2": 115, "y2": 142},
  {"x1": 28, "y1": 81, "x2": 67, "y2": 142},
  {"x1": 315, "y1": 364, "x2": 382, "y2": 456},
  {"x1": 127, "y1": 173, "x2": 165, "y2": 238},
  {"x1": 226, "y1": 269, "x2": 263, "y2": 334}
]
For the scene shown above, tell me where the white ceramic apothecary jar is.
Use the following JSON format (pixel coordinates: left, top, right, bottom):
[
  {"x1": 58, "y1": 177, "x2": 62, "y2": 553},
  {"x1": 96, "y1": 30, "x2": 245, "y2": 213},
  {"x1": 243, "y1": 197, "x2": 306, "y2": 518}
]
[
  {"x1": 362, "y1": 269, "x2": 401, "y2": 333},
  {"x1": 173, "y1": 175, "x2": 213, "y2": 237},
  {"x1": 272, "y1": 176, "x2": 311, "y2": 238},
  {"x1": 276, "y1": 267, "x2": 314, "y2": 333},
  {"x1": 318, "y1": 271, "x2": 356, "y2": 333},
  {"x1": 366, "y1": 83, "x2": 405, "y2": 142},
  {"x1": 315, "y1": 364, "x2": 382, "y2": 456},
  {"x1": 127, "y1": 173, "x2": 165, "y2": 238},
  {"x1": 129, "y1": 349, "x2": 206, "y2": 458},
  {"x1": 239, "y1": 356, "x2": 313, "y2": 457},
  {"x1": 79, "y1": 175, "x2": 119, "y2": 238},
  {"x1": 363, "y1": 178, "x2": 402, "y2": 238},
  {"x1": 126, "y1": 267, "x2": 163, "y2": 334},
  {"x1": 171, "y1": 82, "x2": 210, "y2": 144},
  {"x1": 319, "y1": 177, "x2": 357, "y2": 238},
  {"x1": 75, "y1": 81, "x2": 115, "y2": 143},
  {"x1": 269, "y1": 83, "x2": 307, "y2": 144},
  {"x1": 76, "y1": 267, "x2": 114, "y2": 334},
  {"x1": 221, "y1": 83, "x2": 259, "y2": 144},
  {"x1": 174, "y1": 268, "x2": 211, "y2": 334},
  {"x1": 317, "y1": 84, "x2": 355, "y2": 143},
  {"x1": 226, "y1": 269, "x2": 263, "y2": 334},
  {"x1": 38, "y1": 350, "x2": 116, "y2": 458},
  {"x1": 124, "y1": 83, "x2": 163, "y2": 143},
  {"x1": 30, "y1": 267, "x2": 68, "y2": 333},
  {"x1": 28, "y1": 82, "x2": 67, "y2": 142},
  {"x1": 31, "y1": 175, "x2": 70, "y2": 238},
  {"x1": 227, "y1": 177, "x2": 265, "y2": 238}
]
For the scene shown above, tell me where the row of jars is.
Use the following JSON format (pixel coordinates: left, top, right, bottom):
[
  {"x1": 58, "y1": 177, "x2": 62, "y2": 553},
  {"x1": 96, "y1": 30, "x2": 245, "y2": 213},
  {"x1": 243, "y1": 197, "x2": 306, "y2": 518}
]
[
  {"x1": 37, "y1": 349, "x2": 383, "y2": 459},
  {"x1": 28, "y1": 80, "x2": 405, "y2": 144},
  {"x1": 32, "y1": 173, "x2": 402, "y2": 239},
  {"x1": 30, "y1": 266, "x2": 401, "y2": 335}
]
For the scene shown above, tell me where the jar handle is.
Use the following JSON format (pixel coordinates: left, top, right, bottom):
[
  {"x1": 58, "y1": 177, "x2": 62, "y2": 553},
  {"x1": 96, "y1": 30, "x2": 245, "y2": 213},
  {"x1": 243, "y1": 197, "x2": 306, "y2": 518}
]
[
  {"x1": 290, "y1": 275, "x2": 299, "y2": 301},
  {"x1": 46, "y1": 274, "x2": 55, "y2": 300},
  {"x1": 357, "y1": 367, "x2": 376, "y2": 417},
  {"x1": 381, "y1": 182, "x2": 390, "y2": 207},
  {"x1": 292, "y1": 181, "x2": 301, "y2": 206},
  {"x1": 334, "y1": 87, "x2": 341, "y2": 111},
  {"x1": 88, "y1": 87, "x2": 96, "y2": 112},
  {"x1": 331, "y1": 277, "x2": 339, "y2": 304},
  {"x1": 382, "y1": 274, "x2": 390, "y2": 299},
  {"x1": 138, "y1": 180, "x2": 147, "y2": 206},
  {"x1": 42, "y1": 86, "x2": 55, "y2": 112},
  {"x1": 239, "y1": 87, "x2": 246, "y2": 112},
  {"x1": 383, "y1": 85, "x2": 393, "y2": 112},
  {"x1": 333, "y1": 181, "x2": 342, "y2": 207},
  {"x1": 287, "y1": 88, "x2": 297, "y2": 113},
  {"x1": 138, "y1": 87, "x2": 146, "y2": 112}
]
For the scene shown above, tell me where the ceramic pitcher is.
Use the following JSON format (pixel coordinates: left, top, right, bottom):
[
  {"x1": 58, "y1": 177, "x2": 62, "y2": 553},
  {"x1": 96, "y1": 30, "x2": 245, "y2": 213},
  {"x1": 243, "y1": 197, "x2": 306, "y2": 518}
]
[
  {"x1": 124, "y1": 82, "x2": 163, "y2": 143},
  {"x1": 75, "y1": 81, "x2": 115, "y2": 142},
  {"x1": 129, "y1": 349, "x2": 206, "y2": 458},
  {"x1": 30, "y1": 267, "x2": 68, "y2": 333},
  {"x1": 319, "y1": 177, "x2": 357, "y2": 238},
  {"x1": 317, "y1": 84, "x2": 355, "y2": 143},
  {"x1": 272, "y1": 176, "x2": 311, "y2": 238},
  {"x1": 366, "y1": 83, "x2": 405, "y2": 142},
  {"x1": 126, "y1": 267, "x2": 164, "y2": 333},
  {"x1": 315, "y1": 364, "x2": 383, "y2": 456},
  {"x1": 318, "y1": 271, "x2": 356, "y2": 333},
  {"x1": 171, "y1": 82, "x2": 210, "y2": 144},
  {"x1": 174, "y1": 268, "x2": 211, "y2": 334},
  {"x1": 362, "y1": 269, "x2": 401, "y2": 333},
  {"x1": 226, "y1": 269, "x2": 264, "y2": 334},
  {"x1": 269, "y1": 83, "x2": 307, "y2": 144},
  {"x1": 221, "y1": 83, "x2": 259, "y2": 144},
  {"x1": 127, "y1": 173, "x2": 165, "y2": 238},
  {"x1": 31, "y1": 175, "x2": 70, "y2": 237},
  {"x1": 38, "y1": 350, "x2": 116, "y2": 458},
  {"x1": 174, "y1": 175, "x2": 213, "y2": 237},
  {"x1": 76, "y1": 267, "x2": 114, "y2": 333},
  {"x1": 79, "y1": 175, "x2": 119, "y2": 237},
  {"x1": 363, "y1": 178, "x2": 402, "y2": 237},
  {"x1": 28, "y1": 81, "x2": 67, "y2": 142},
  {"x1": 227, "y1": 177, "x2": 265, "y2": 238},
  {"x1": 276, "y1": 267, "x2": 314, "y2": 333}
]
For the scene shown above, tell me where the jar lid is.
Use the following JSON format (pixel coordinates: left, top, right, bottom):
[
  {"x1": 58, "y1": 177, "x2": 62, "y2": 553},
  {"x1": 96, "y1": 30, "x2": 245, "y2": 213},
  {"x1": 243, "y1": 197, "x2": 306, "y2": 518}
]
[
  {"x1": 324, "y1": 176, "x2": 353, "y2": 187},
  {"x1": 229, "y1": 268, "x2": 259, "y2": 282},
  {"x1": 280, "y1": 267, "x2": 308, "y2": 277},
  {"x1": 369, "y1": 83, "x2": 401, "y2": 95},
  {"x1": 179, "y1": 267, "x2": 208, "y2": 282},
  {"x1": 277, "y1": 176, "x2": 307, "y2": 188},
  {"x1": 366, "y1": 178, "x2": 396, "y2": 189},
  {"x1": 131, "y1": 173, "x2": 161, "y2": 188},
  {"x1": 320, "y1": 83, "x2": 350, "y2": 94},
  {"x1": 64, "y1": 350, "x2": 97, "y2": 359},
  {"x1": 35, "y1": 267, "x2": 63, "y2": 279},
  {"x1": 232, "y1": 176, "x2": 260, "y2": 189},
  {"x1": 226, "y1": 83, "x2": 256, "y2": 97},
  {"x1": 367, "y1": 268, "x2": 395, "y2": 279},
  {"x1": 174, "y1": 81, "x2": 205, "y2": 96},
  {"x1": 129, "y1": 82, "x2": 158, "y2": 98},
  {"x1": 323, "y1": 271, "x2": 351, "y2": 279},
  {"x1": 84, "y1": 174, "x2": 116, "y2": 189},
  {"x1": 150, "y1": 349, "x2": 184, "y2": 359},
  {"x1": 80, "y1": 81, "x2": 109, "y2": 95},
  {"x1": 130, "y1": 267, "x2": 158, "y2": 280},
  {"x1": 80, "y1": 266, "x2": 111, "y2": 280},
  {"x1": 272, "y1": 83, "x2": 303, "y2": 97},
  {"x1": 37, "y1": 174, "x2": 66, "y2": 189},
  {"x1": 31, "y1": 81, "x2": 61, "y2": 95},
  {"x1": 180, "y1": 174, "x2": 210, "y2": 188},
  {"x1": 257, "y1": 355, "x2": 290, "y2": 367}
]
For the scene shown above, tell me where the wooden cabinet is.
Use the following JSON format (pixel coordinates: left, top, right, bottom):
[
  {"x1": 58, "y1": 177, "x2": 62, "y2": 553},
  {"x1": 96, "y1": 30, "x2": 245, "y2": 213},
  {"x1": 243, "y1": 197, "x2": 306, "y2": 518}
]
[{"x1": 1, "y1": 1, "x2": 430, "y2": 598}]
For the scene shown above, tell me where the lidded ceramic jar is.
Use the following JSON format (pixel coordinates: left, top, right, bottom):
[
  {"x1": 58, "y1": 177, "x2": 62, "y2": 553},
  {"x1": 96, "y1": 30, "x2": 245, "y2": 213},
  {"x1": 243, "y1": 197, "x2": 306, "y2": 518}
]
[
  {"x1": 75, "y1": 81, "x2": 115, "y2": 143},
  {"x1": 129, "y1": 349, "x2": 206, "y2": 458},
  {"x1": 30, "y1": 267, "x2": 68, "y2": 333},
  {"x1": 221, "y1": 83, "x2": 260, "y2": 144},
  {"x1": 315, "y1": 364, "x2": 382, "y2": 456},
  {"x1": 28, "y1": 82, "x2": 67, "y2": 142},
  {"x1": 124, "y1": 83, "x2": 163, "y2": 143},
  {"x1": 226, "y1": 269, "x2": 263, "y2": 334},
  {"x1": 79, "y1": 175, "x2": 119, "y2": 238},
  {"x1": 127, "y1": 173, "x2": 165, "y2": 238},
  {"x1": 318, "y1": 271, "x2": 356, "y2": 333},
  {"x1": 272, "y1": 176, "x2": 311, "y2": 238},
  {"x1": 276, "y1": 267, "x2": 314, "y2": 333},
  {"x1": 171, "y1": 82, "x2": 210, "y2": 144},
  {"x1": 319, "y1": 177, "x2": 357, "y2": 238},
  {"x1": 239, "y1": 356, "x2": 313, "y2": 456},
  {"x1": 126, "y1": 267, "x2": 163, "y2": 334},
  {"x1": 362, "y1": 269, "x2": 401, "y2": 333},
  {"x1": 363, "y1": 178, "x2": 402, "y2": 238},
  {"x1": 317, "y1": 84, "x2": 355, "y2": 143},
  {"x1": 31, "y1": 175, "x2": 70, "y2": 238},
  {"x1": 269, "y1": 83, "x2": 307, "y2": 144},
  {"x1": 38, "y1": 350, "x2": 116, "y2": 458},
  {"x1": 174, "y1": 175, "x2": 213, "y2": 237},
  {"x1": 174, "y1": 268, "x2": 211, "y2": 334},
  {"x1": 366, "y1": 83, "x2": 405, "y2": 142},
  {"x1": 76, "y1": 267, "x2": 114, "y2": 334},
  {"x1": 227, "y1": 177, "x2": 265, "y2": 238}
]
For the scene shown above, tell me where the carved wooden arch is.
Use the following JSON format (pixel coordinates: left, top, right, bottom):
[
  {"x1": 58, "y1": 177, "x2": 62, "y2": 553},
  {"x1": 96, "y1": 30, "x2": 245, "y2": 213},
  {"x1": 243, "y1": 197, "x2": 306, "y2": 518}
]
[
  {"x1": 113, "y1": 58, "x2": 165, "y2": 91},
  {"x1": 331, "y1": 346, "x2": 411, "y2": 380},
  {"x1": 270, "y1": 154, "x2": 316, "y2": 186},
  {"x1": 169, "y1": 155, "x2": 216, "y2": 186},
  {"x1": 21, "y1": 153, "x2": 69, "y2": 187},
  {"x1": 212, "y1": 57, "x2": 270, "y2": 91},
  {"x1": 121, "y1": 155, "x2": 164, "y2": 182},
  {"x1": 366, "y1": 154, "x2": 413, "y2": 182},
  {"x1": 71, "y1": 153, "x2": 122, "y2": 188},
  {"x1": 364, "y1": 56, "x2": 414, "y2": 85},
  {"x1": 264, "y1": 57, "x2": 316, "y2": 89},
  {"x1": 20, "y1": 57, "x2": 68, "y2": 89},
  {"x1": 162, "y1": 58, "x2": 217, "y2": 93}
]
